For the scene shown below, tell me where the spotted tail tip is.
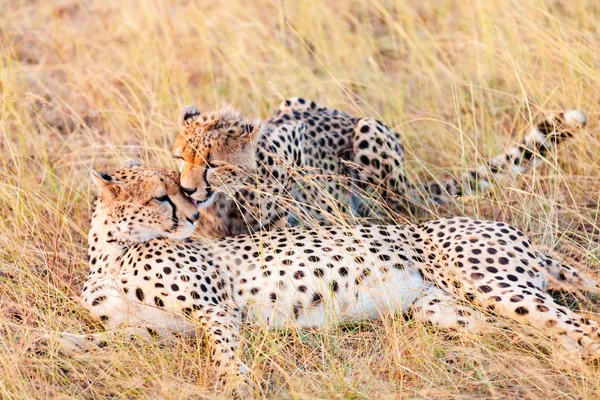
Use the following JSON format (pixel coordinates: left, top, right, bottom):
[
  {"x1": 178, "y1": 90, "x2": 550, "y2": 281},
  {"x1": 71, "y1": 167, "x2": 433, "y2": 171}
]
[{"x1": 563, "y1": 109, "x2": 586, "y2": 127}]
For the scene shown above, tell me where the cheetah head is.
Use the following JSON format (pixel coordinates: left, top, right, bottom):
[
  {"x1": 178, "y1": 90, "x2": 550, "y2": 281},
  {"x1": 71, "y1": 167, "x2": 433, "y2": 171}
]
[
  {"x1": 91, "y1": 160, "x2": 200, "y2": 242},
  {"x1": 172, "y1": 105, "x2": 261, "y2": 208}
]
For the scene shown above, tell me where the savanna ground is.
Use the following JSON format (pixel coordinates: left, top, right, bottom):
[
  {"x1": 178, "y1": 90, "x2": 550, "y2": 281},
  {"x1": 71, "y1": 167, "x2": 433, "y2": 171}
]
[{"x1": 1, "y1": 0, "x2": 600, "y2": 398}]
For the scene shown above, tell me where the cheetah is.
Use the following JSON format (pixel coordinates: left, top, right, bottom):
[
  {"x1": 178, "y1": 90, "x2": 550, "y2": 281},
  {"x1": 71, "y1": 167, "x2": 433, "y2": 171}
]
[
  {"x1": 172, "y1": 98, "x2": 586, "y2": 237},
  {"x1": 49, "y1": 161, "x2": 600, "y2": 397}
]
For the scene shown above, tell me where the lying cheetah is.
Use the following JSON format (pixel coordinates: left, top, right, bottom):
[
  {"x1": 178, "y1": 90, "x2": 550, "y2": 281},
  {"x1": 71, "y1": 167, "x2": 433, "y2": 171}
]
[
  {"x1": 173, "y1": 98, "x2": 586, "y2": 237},
  {"x1": 50, "y1": 161, "x2": 600, "y2": 397}
]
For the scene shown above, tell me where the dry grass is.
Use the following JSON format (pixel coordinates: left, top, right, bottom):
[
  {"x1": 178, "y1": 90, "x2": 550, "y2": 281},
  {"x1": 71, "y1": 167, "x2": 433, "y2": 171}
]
[{"x1": 1, "y1": 0, "x2": 600, "y2": 398}]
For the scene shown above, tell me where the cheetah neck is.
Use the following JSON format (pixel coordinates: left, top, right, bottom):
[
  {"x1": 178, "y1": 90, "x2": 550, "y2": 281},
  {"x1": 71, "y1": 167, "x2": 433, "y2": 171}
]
[{"x1": 87, "y1": 202, "x2": 132, "y2": 277}]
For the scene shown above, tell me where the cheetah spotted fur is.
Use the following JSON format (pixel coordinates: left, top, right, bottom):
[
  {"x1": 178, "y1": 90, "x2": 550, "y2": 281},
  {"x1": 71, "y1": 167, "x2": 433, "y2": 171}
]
[
  {"x1": 173, "y1": 98, "x2": 586, "y2": 237},
  {"x1": 47, "y1": 161, "x2": 600, "y2": 397}
]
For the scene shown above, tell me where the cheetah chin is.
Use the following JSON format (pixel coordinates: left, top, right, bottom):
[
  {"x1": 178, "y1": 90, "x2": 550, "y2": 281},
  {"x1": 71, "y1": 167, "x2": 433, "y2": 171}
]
[{"x1": 190, "y1": 191, "x2": 216, "y2": 209}]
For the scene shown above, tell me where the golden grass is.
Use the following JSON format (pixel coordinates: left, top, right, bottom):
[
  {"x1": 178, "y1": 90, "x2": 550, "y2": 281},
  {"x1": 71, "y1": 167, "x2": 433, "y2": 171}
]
[{"x1": 1, "y1": 0, "x2": 600, "y2": 398}]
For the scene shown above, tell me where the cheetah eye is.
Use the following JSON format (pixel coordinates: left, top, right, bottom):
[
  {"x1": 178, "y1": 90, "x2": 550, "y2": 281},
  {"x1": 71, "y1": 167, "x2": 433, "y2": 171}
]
[{"x1": 155, "y1": 194, "x2": 169, "y2": 203}]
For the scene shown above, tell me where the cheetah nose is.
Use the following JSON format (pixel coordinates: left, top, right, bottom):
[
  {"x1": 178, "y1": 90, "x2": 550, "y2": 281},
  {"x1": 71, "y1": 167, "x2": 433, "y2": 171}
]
[
  {"x1": 182, "y1": 186, "x2": 197, "y2": 196},
  {"x1": 187, "y1": 212, "x2": 200, "y2": 223}
]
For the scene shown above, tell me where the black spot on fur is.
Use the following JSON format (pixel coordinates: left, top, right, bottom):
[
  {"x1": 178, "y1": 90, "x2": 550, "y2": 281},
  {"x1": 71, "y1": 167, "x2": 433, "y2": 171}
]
[
  {"x1": 135, "y1": 288, "x2": 144, "y2": 302},
  {"x1": 515, "y1": 307, "x2": 529, "y2": 315}
]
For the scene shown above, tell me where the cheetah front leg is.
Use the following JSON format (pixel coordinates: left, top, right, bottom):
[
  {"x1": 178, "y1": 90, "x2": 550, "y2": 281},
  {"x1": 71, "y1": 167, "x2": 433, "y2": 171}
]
[
  {"x1": 35, "y1": 326, "x2": 182, "y2": 356},
  {"x1": 194, "y1": 303, "x2": 255, "y2": 399},
  {"x1": 410, "y1": 285, "x2": 492, "y2": 331}
]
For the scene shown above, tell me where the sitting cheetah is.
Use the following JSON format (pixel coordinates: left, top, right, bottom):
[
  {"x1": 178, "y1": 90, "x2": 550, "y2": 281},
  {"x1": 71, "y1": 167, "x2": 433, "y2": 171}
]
[
  {"x1": 50, "y1": 161, "x2": 600, "y2": 397},
  {"x1": 172, "y1": 98, "x2": 586, "y2": 237}
]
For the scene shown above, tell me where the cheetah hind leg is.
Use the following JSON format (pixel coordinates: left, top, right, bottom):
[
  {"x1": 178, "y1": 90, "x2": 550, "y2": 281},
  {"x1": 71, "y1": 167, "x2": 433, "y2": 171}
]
[
  {"x1": 350, "y1": 117, "x2": 459, "y2": 221},
  {"x1": 411, "y1": 285, "x2": 600, "y2": 362},
  {"x1": 410, "y1": 285, "x2": 494, "y2": 332},
  {"x1": 537, "y1": 252, "x2": 600, "y2": 296},
  {"x1": 350, "y1": 117, "x2": 411, "y2": 223},
  {"x1": 473, "y1": 285, "x2": 600, "y2": 361}
]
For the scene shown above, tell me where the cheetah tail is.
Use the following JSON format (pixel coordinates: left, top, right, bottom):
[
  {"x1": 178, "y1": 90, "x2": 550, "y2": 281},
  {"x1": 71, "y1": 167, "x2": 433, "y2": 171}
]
[
  {"x1": 405, "y1": 109, "x2": 586, "y2": 208},
  {"x1": 458, "y1": 109, "x2": 586, "y2": 196}
]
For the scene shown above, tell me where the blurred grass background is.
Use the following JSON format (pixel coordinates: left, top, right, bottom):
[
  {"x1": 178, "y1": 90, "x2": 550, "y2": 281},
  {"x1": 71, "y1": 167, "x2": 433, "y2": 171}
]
[{"x1": 1, "y1": 0, "x2": 600, "y2": 398}]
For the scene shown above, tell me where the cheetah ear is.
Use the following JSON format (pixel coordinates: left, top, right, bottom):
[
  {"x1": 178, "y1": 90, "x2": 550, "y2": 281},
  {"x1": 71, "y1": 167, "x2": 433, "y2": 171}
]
[
  {"x1": 238, "y1": 121, "x2": 261, "y2": 165},
  {"x1": 120, "y1": 159, "x2": 143, "y2": 169},
  {"x1": 91, "y1": 170, "x2": 122, "y2": 199},
  {"x1": 179, "y1": 105, "x2": 201, "y2": 128},
  {"x1": 165, "y1": 169, "x2": 180, "y2": 183},
  {"x1": 241, "y1": 119, "x2": 261, "y2": 142}
]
